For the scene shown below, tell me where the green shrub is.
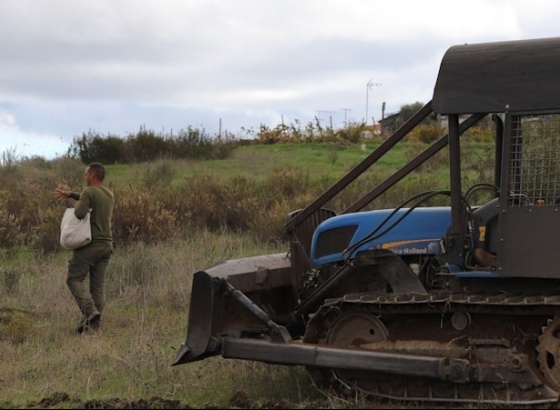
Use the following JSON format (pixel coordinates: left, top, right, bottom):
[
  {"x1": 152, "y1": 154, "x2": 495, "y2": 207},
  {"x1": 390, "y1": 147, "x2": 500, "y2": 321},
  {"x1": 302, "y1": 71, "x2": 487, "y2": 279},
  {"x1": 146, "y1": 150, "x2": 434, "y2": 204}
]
[
  {"x1": 68, "y1": 130, "x2": 125, "y2": 164},
  {"x1": 67, "y1": 126, "x2": 237, "y2": 164}
]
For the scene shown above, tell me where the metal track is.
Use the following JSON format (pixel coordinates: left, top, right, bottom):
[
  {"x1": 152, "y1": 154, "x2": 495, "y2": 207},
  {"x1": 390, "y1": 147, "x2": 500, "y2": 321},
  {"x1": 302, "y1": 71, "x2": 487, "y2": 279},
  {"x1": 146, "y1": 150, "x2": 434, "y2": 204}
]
[{"x1": 303, "y1": 292, "x2": 560, "y2": 405}]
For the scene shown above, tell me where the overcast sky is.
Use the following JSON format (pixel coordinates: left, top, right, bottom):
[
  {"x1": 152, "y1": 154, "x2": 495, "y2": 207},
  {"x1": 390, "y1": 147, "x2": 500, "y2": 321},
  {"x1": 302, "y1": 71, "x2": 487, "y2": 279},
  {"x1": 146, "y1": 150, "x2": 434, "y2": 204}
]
[{"x1": 1, "y1": 0, "x2": 560, "y2": 159}]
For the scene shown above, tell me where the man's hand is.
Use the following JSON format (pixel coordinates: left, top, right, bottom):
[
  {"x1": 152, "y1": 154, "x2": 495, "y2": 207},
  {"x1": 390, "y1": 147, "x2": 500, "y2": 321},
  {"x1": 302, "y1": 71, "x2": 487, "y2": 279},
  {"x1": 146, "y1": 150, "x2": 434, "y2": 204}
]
[{"x1": 54, "y1": 187, "x2": 71, "y2": 200}]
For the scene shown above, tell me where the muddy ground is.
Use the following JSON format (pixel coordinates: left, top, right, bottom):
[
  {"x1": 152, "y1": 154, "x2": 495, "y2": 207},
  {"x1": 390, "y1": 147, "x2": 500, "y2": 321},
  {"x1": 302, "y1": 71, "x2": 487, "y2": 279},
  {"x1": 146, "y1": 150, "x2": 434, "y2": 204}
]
[
  {"x1": 5, "y1": 391, "x2": 560, "y2": 409},
  {"x1": 4, "y1": 391, "x2": 335, "y2": 409}
]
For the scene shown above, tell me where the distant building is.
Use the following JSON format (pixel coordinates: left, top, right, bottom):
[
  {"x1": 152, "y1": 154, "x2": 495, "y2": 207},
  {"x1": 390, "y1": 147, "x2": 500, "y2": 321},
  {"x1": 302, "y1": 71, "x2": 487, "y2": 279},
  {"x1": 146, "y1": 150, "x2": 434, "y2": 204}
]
[
  {"x1": 361, "y1": 123, "x2": 383, "y2": 139},
  {"x1": 378, "y1": 111, "x2": 449, "y2": 138},
  {"x1": 379, "y1": 112, "x2": 400, "y2": 135}
]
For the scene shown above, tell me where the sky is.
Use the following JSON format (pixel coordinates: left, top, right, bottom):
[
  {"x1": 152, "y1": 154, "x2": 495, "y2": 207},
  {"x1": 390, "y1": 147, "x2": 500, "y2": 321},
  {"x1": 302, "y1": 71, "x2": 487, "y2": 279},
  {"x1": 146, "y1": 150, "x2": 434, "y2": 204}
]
[{"x1": 1, "y1": 0, "x2": 560, "y2": 159}]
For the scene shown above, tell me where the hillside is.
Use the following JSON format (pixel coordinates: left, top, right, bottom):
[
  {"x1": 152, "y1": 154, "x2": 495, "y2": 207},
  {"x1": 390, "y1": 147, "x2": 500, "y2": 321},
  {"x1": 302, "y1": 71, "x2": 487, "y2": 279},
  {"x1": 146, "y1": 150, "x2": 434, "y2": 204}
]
[{"x1": 0, "y1": 140, "x2": 499, "y2": 409}]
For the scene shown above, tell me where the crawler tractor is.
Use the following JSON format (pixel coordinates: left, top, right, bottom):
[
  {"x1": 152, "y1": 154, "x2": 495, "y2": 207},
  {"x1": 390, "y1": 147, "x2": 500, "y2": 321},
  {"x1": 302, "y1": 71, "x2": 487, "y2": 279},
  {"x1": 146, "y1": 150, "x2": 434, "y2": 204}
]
[{"x1": 173, "y1": 37, "x2": 560, "y2": 405}]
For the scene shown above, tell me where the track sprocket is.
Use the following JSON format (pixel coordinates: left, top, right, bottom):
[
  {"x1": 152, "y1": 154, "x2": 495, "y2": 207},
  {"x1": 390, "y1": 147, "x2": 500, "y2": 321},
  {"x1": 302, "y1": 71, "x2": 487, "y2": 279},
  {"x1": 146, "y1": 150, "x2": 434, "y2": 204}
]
[{"x1": 537, "y1": 316, "x2": 560, "y2": 391}]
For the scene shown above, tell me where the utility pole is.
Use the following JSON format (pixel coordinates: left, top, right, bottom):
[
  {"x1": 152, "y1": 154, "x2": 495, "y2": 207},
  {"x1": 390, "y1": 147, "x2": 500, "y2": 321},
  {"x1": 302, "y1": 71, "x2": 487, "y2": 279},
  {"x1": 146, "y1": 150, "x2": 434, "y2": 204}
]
[
  {"x1": 381, "y1": 101, "x2": 386, "y2": 136},
  {"x1": 318, "y1": 110, "x2": 335, "y2": 128},
  {"x1": 365, "y1": 80, "x2": 382, "y2": 125},
  {"x1": 341, "y1": 108, "x2": 351, "y2": 128}
]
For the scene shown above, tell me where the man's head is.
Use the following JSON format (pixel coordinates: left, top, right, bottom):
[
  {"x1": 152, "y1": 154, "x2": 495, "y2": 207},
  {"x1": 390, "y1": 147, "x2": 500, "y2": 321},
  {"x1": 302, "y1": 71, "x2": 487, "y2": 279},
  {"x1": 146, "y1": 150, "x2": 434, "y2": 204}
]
[{"x1": 85, "y1": 162, "x2": 106, "y2": 186}]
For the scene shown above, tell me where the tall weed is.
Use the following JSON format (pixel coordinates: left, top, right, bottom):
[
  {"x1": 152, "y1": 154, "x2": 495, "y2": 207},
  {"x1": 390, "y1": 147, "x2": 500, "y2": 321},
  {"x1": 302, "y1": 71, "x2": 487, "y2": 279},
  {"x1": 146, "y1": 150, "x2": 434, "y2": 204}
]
[
  {"x1": 0, "y1": 139, "x2": 498, "y2": 408},
  {"x1": 0, "y1": 140, "x2": 495, "y2": 256},
  {"x1": 0, "y1": 233, "x2": 303, "y2": 407}
]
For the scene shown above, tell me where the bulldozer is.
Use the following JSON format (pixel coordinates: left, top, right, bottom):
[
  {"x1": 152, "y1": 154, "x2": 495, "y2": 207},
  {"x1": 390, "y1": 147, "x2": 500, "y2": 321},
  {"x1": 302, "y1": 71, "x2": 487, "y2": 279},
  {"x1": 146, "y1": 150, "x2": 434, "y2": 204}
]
[{"x1": 173, "y1": 37, "x2": 560, "y2": 405}]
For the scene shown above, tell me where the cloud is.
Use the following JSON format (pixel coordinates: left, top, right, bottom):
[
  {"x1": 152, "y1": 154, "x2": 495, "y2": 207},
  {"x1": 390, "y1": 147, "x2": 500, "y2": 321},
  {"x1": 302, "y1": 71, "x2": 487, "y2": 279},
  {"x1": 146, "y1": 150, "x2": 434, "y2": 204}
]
[
  {"x1": 1, "y1": 0, "x2": 560, "y2": 158},
  {"x1": 0, "y1": 109, "x2": 69, "y2": 159}
]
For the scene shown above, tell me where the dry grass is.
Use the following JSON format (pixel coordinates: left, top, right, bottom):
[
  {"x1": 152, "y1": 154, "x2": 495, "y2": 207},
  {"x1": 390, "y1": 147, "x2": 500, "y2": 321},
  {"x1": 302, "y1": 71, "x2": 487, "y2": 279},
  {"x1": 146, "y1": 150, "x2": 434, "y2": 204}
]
[
  {"x1": 0, "y1": 140, "x2": 499, "y2": 408},
  {"x1": 0, "y1": 141, "x2": 496, "y2": 256},
  {"x1": 0, "y1": 230, "x2": 327, "y2": 408}
]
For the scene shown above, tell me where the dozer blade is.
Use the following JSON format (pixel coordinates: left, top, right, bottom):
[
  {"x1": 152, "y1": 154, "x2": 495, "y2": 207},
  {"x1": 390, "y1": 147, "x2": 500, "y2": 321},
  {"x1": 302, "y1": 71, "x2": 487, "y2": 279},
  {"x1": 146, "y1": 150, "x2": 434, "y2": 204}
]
[
  {"x1": 173, "y1": 270, "x2": 217, "y2": 364},
  {"x1": 173, "y1": 253, "x2": 295, "y2": 366}
]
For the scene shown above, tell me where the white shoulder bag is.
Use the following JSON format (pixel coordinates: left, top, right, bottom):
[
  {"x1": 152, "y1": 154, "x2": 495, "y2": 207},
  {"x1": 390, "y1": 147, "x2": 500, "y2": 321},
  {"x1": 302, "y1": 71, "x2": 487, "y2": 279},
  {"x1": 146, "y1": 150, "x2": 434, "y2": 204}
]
[{"x1": 60, "y1": 208, "x2": 92, "y2": 250}]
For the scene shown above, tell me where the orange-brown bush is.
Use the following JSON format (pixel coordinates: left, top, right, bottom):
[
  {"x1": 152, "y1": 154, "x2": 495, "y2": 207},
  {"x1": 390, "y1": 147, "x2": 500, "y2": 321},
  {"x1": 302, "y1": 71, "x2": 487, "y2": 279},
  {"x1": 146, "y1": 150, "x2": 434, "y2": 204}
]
[
  {"x1": 462, "y1": 124, "x2": 495, "y2": 143},
  {"x1": 1, "y1": 138, "x2": 482, "y2": 255},
  {"x1": 0, "y1": 158, "x2": 334, "y2": 254},
  {"x1": 166, "y1": 167, "x2": 320, "y2": 237},
  {"x1": 112, "y1": 188, "x2": 178, "y2": 246},
  {"x1": 406, "y1": 124, "x2": 446, "y2": 144},
  {"x1": 0, "y1": 154, "x2": 451, "y2": 256},
  {"x1": 248, "y1": 120, "x2": 367, "y2": 145},
  {"x1": 0, "y1": 198, "x2": 24, "y2": 249}
]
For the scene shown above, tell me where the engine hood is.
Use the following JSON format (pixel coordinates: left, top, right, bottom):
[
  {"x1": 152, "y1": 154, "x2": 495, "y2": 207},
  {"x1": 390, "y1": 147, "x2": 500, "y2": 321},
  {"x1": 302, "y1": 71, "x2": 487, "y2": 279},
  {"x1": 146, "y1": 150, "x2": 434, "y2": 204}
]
[{"x1": 310, "y1": 207, "x2": 452, "y2": 267}]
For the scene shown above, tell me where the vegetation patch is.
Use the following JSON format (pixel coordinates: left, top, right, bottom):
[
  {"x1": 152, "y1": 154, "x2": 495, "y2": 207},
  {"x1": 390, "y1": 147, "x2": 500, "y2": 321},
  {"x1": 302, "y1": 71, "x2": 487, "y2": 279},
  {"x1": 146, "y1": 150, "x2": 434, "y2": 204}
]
[
  {"x1": 0, "y1": 123, "x2": 499, "y2": 409},
  {"x1": 0, "y1": 308, "x2": 39, "y2": 344}
]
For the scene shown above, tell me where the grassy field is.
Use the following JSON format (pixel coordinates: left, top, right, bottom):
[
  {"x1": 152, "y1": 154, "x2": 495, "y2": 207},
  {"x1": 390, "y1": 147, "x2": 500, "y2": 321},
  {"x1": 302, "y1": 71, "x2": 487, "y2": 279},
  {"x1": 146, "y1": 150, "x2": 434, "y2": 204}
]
[
  {"x1": 106, "y1": 139, "x2": 411, "y2": 183},
  {"x1": 1, "y1": 231, "x2": 330, "y2": 409},
  {"x1": 0, "y1": 139, "x2": 496, "y2": 409},
  {"x1": 107, "y1": 138, "x2": 494, "y2": 195}
]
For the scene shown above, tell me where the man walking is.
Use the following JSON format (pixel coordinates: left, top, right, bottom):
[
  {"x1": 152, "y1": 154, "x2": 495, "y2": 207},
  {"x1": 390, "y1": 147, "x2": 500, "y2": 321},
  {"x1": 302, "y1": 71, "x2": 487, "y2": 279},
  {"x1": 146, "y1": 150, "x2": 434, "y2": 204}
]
[{"x1": 54, "y1": 162, "x2": 114, "y2": 334}]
